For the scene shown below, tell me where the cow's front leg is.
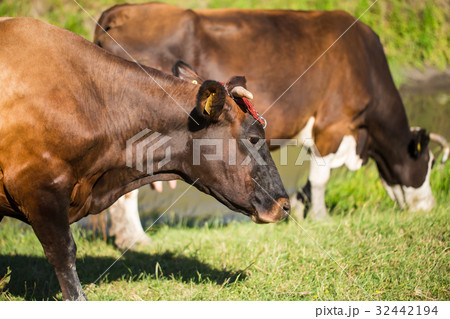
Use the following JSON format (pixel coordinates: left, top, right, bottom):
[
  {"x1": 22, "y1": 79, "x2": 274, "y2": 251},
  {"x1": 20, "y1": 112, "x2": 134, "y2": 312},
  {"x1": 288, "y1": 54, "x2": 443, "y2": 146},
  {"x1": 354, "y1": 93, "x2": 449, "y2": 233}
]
[
  {"x1": 32, "y1": 219, "x2": 85, "y2": 300},
  {"x1": 25, "y1": 189, "x2": 86, "y2": 301},
  {"x1": 308, "y1": 158, "x2": 330, "y2": 220},
  {"x1": 32, "y1": 217, "x2": 86, "y2": 300}
]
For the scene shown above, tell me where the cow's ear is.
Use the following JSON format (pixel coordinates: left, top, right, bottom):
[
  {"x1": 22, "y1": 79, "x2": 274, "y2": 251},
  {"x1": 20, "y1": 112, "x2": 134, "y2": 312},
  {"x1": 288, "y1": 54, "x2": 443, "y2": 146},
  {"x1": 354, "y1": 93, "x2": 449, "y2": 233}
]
[
  {"x1": 226, "y1": 76, "x2": 248, "y2": 90},
  {"x1": 172, "y1": 60, "x2": 203, "y2": 85},
  {"x1": 408, "y1": 128, "x2": 430, "y2": 158},
  {"x1": 196, "y1": 80, "x2": 226, "y2": 122}
]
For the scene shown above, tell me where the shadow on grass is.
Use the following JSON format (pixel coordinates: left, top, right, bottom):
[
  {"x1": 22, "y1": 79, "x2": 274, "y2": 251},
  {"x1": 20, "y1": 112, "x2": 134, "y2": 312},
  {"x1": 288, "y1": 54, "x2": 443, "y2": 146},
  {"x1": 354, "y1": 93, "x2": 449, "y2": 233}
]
[{"x1": 0, "y1": 250, "x2": 247, "y2": 300}]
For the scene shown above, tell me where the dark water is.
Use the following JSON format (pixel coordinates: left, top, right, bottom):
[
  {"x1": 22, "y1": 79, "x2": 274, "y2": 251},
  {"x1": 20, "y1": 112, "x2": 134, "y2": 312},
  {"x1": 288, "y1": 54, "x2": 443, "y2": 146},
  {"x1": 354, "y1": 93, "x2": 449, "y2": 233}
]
[{"x1": 136, "y1": 84, "x2": 450, "y2": 226}]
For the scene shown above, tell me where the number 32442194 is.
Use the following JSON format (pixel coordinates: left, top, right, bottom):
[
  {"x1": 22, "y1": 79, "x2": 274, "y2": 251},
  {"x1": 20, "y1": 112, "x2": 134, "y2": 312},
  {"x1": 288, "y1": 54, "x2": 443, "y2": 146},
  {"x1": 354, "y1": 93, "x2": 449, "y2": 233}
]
[{"x1": 376, "y1": 305, "x2": 438, "y2": 316}]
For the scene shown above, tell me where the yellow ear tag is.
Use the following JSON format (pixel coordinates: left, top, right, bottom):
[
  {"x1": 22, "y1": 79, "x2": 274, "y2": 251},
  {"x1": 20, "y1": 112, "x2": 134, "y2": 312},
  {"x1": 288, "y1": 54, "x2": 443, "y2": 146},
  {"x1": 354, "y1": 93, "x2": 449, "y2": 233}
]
[
  {"x1": 205, "y1": 93, "x2": 214, "y2": 115},
  {"x1": 417, "y1": 142, "x2": 421, "y2": 152},
  {"x1": 192, "y1": 80, "x2": 198, "y2": 85}
]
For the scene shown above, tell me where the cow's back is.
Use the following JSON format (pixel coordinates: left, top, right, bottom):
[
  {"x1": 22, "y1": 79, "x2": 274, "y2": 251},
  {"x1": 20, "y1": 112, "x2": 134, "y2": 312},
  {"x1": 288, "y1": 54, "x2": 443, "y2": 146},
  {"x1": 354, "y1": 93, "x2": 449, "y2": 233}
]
[
  {"x1": 0, "y1": 19, "x2": 99, "y2": 161},
  {"x1": 95, "y1": 4, "x2": 400, "y2": 151},
  {"x1": 95, "y1": 3, "x2": 197, "y2": 69},
  {"x1": 192, "y1": 9, "x2": 385, "y2": 146},
  {"x1": 0, "y1": 17, "x2": 139, "y2": 196}
]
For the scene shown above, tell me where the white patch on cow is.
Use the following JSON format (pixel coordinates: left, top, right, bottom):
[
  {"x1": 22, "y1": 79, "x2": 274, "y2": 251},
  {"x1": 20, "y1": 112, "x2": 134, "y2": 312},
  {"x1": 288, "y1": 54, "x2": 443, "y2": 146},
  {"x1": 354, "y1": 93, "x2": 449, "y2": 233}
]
[
  {"x1": 308, "y1": 155, "x2": 330, "y2": 220},
  {"x1": 109, "y1": 189, "x2": 150, "y2": 249},
  {"x1": 380, "y1": 178, "x2": 406, "y2": 209},
  {"x1": 295, "y1": 116, "x2": 315, "y2": 148},
  {"x1": 291, "y1": 118, "x2": 364, "y2": 219},
  {"x1": 295, "y1": 118, "x2": 362, "y2": 170},
  {"x1": 309, "y1": 135, "x2": 363, "y2": 219},
  {"x1": 380, "y1": 152, "x2": 435, "y2": 211},
  {"x1": 322, "y1": 135, "x2": 363, "y2": 170},
  {"x1": 289, "y1": 118, "x2": 313, "y2": 219},
  {"x1": 294, "y1": 123, "x2": 364, "y2": 219}
]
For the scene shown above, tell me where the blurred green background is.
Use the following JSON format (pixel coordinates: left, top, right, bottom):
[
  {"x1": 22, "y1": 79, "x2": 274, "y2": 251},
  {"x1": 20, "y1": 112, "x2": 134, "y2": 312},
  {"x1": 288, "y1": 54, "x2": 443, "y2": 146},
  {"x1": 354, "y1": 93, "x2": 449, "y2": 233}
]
[{"x1": 1, "y1": 0, "x2": 449, "y2": 84}]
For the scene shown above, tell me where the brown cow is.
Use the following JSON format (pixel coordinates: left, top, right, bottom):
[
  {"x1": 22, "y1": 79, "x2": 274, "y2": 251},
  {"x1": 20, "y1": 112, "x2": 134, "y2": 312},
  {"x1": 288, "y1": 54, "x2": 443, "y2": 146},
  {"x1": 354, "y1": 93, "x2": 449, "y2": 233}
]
[
  {"x1": 94, "y1": 3, "x2": 448, "y2": 219},
  {"x1": 0, "y1": 18, "x2": 289, "y2": 300}
]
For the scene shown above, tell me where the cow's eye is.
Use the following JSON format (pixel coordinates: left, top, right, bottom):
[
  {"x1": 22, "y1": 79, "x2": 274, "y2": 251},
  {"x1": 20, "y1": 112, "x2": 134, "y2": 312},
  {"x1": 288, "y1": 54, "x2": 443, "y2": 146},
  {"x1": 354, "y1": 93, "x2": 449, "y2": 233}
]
[{"x1": 248, "y1": 137, "x2": 260, "y2": 145}]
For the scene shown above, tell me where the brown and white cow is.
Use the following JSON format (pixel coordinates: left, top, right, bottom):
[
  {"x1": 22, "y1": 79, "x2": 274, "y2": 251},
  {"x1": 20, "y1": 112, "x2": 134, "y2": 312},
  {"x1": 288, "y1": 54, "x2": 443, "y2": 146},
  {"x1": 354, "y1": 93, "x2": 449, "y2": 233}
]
[
  {"x1": 0, "y1": 18, "x2": 289, "y2": 300},
  {"x1": 94, "y1": 3, "x2": 448, "y2": 220}
]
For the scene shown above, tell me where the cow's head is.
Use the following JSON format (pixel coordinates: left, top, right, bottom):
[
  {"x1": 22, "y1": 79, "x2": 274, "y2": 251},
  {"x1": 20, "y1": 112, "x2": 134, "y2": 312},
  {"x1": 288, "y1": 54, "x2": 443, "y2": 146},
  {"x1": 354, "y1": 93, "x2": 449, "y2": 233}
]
[
  {"x1": 176, "y1": 62, "x2": 289, "y2": 223},
  {"x1": 377, "y1": 128, "x2": 436, "y2": 211}
]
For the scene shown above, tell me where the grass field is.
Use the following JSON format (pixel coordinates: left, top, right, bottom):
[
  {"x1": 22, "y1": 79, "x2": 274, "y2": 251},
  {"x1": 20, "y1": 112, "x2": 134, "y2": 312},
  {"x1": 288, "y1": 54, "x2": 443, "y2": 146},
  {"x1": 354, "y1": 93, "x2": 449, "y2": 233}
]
[{"x1": 0, "y1": 159, "x2": 448, "y2": 301}]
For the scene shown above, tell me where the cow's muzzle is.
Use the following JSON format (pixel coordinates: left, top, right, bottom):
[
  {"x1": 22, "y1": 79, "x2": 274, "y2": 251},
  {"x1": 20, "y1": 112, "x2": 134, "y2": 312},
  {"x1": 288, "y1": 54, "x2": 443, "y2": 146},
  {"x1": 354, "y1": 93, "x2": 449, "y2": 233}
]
[{"x1": 251, "y1": 198, "x2": 290, "y2": 224}]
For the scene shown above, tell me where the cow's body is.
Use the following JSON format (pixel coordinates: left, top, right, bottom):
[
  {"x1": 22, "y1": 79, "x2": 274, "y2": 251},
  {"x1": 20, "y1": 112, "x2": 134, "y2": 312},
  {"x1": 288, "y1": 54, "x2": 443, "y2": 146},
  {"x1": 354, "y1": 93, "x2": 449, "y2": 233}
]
[
  {"x1": 0, "y1": 18, "x2": 289, "y2": 300},
  {"x1": 94, "y1": 3, "x2": 436, "y2": 219}
]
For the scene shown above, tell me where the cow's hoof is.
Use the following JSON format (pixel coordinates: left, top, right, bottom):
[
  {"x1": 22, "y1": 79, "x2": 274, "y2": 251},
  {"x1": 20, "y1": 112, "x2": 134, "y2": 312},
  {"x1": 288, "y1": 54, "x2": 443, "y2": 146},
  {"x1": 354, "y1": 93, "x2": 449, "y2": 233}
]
[
  {"x1": 115, "y1": 234, "x2": 152, "y2": 251},
  {"x1": 74, "y1": 293, "x2": 88, "y2": 301},
  {"x1": 309, "y1": 207, "x2": 329, "y2": 221},
  {"x1": 64, "y1": 290, "x2": 87, "y2": 301},
  {"x1": 132, "y1": 235, "x2": 152, "y2": 250}
]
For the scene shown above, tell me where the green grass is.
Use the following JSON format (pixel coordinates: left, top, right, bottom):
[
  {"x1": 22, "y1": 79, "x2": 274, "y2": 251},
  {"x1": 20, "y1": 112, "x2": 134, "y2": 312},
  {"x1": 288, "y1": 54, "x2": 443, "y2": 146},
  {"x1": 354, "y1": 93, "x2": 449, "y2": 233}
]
[
  {"x1": 0, "y1": 159, "x2": 448, "y2": 301},
  {"x1": 0, "y1": 0, "x2": 449, "y2": 85}
]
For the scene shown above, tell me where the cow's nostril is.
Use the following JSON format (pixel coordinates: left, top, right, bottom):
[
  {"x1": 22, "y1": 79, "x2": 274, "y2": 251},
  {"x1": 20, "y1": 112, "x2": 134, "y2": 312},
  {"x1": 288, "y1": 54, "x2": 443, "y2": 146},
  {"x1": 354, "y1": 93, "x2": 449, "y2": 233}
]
[{"x1": 282, "y1": 200, "x2": 291, "y2": 214}]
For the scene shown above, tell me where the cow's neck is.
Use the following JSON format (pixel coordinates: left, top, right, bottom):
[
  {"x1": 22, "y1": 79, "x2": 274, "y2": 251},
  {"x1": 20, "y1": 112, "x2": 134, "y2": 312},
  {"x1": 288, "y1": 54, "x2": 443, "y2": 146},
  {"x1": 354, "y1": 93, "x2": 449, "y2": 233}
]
[
  {"x1": 92, "y1": 57, "x2": 200, "y2": 173},
  {"x1": 368, "y1": 95, "x2": 412, "y2": 176},
  {"x1": 74, "y1": 58, "x2": 198, "y2": 220},
  {"x1": 95, "y1": 58, "x2": 197, "y2": 139}
]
